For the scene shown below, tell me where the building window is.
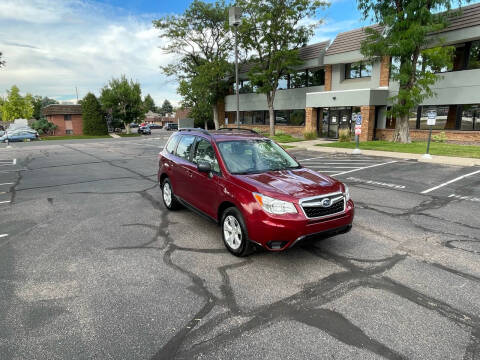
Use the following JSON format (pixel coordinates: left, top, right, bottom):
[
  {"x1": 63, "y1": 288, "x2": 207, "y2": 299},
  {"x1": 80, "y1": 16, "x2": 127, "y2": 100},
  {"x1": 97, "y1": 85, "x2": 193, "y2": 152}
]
[
  {"x1": 461, "y1": 105, "x2": 480, "y2": 130},
  {"x1": 277, "y1": 75, "x2": 289, "y2": 90},
  {"x1": 345, "y1": 61, "x2": 372, "y2": 79},
  {"x1": 467, "y1": 40, "x2": 480, "y2": 70},
  {"x1": 64, "y1": 114, "x2": 72, "y2": 120},
  {"x1": 66, "y1": 129, "x2": 73, "y2": 135},
  {"x1": 290, "y1": 70, "x2": 307, "y2": 88},
  {"x1": 274, "y1": 109, "x2": 305, "y2": 126},
  {"x1": 308, "y1": 68, "x2": 325, "y2": 86}
]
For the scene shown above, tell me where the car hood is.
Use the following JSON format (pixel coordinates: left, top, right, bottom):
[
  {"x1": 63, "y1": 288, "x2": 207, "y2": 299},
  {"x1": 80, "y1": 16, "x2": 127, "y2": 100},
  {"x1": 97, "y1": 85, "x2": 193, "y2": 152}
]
[{"x1": 235, "y1": 167, "x2": 342, "y2": 199}]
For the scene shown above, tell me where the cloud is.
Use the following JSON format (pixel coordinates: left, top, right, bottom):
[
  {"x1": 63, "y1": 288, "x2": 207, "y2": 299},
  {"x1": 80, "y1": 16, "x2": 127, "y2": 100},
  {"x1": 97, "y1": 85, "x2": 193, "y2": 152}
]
[{"x1": 0, "y1": 0, "x2": 181, "y2": 106}]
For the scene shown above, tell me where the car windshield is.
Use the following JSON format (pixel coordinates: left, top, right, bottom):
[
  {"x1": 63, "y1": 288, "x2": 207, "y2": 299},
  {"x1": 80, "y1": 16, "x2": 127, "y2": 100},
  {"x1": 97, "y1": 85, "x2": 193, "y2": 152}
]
[{"x1": 217, "y1": 139, "x2": 300, "y2": 174}]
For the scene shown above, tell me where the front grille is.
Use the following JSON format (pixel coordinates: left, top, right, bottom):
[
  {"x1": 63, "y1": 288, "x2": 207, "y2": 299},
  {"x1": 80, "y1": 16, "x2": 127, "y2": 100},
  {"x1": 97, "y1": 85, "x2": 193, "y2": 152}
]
[{"x1": 301, "y1": 198, "x2": 345, "y2": 219}]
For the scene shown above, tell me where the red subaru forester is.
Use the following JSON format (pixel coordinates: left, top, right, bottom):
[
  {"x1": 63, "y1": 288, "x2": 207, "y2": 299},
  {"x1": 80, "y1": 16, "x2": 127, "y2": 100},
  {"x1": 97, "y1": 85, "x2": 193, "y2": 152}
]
[{"x1": 158, "y1": 128, "x2": 354, "y2": 256}]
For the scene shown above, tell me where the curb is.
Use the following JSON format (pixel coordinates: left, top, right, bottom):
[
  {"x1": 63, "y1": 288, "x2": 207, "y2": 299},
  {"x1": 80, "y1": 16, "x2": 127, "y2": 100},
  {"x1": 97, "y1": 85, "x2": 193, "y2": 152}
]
[
  {"x1": 109, "y1": 133, "x2": 121, "y2": 139},
  {"x1": 289, "y1": 144, "x2": 480, "y2": 167}
]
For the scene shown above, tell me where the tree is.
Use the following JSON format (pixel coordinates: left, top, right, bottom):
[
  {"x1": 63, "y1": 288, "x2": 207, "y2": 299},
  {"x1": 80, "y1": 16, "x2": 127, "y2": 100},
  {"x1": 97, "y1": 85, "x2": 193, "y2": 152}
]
[
  {"x1": 236, "y1": 0, "x2": 328, "y2": 136},
  {"x1": 32, "y1": 96, "x2": 58, "y2": 120},
  {"x1": 0, "y1": 52, "x2": 5, "y2": 68},
  {"x1": 99, "y1": 75, "x2": 145, "y2": 134},
  {"x1": 160, "y1": 99, "x2": 174, "y2": 115},
  {"x1": 31, "y1": 118, "x2": 57, "y2": 135},
  {"x1": 143, "y1": 94, "x2": 156, "y2": 113},
  {"x1": 82, "y1": 93, "x2": 108, "y2": 135},
  {"x1": 154, "y1": 0, "x2": 233, "y2": 129},
  {"x1": 0, "y1": 85, "x2": 34, "y2": 122},
  {"x1": 358, "y1": 0, "x2": 464, "y2": 143}
]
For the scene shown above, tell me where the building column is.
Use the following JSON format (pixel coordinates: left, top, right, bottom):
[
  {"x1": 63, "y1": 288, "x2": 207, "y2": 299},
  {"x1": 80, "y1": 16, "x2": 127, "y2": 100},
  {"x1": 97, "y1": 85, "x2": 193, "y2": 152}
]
[
  {"x1": 216, "y1": 100, "x2": 226, "y2": 127},
  {"x1": 324, "y1": 65, "x2": 332, "y2": 91},
  {"x1": 379, "y1": 56, "x2": 390, "y2": 87},
  {"x1": 360, "y1": 105, "x2": 375, "y2": 141},
  {"x1": 305, "y1": 107, "x2": 317, "y2": 133}
]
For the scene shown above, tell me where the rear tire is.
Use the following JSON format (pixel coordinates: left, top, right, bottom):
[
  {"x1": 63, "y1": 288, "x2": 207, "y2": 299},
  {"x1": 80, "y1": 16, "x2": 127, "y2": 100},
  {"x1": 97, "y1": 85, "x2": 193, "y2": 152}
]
[
  {"x1": 221, "y1": 207, "x2": 252, "y2": 257},
  {"x1": 161, "y1": 178, "x2": 181, "y2": 210}
]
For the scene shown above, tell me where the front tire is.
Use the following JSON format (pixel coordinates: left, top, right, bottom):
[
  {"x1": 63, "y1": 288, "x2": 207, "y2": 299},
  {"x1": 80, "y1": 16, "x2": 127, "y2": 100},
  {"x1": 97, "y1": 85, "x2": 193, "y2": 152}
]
[
  {"x1": 221, "y1": 207, "x2": 252, "y2": 257},
  {"x1": 161, "y1": 178, "x2": 181, "y2": 210}
]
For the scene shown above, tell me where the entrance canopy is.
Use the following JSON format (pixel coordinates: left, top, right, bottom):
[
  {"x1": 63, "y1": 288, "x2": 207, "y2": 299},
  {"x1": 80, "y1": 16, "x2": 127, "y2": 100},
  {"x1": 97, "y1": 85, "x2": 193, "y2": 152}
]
[{"x1": 306, "y1": 88, "x2": 389, "y2": 108}]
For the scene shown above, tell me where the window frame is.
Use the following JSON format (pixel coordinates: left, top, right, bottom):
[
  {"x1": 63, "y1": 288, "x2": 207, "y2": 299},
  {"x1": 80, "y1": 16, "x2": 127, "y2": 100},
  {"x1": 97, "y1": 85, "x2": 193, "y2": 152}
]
[
  {"x1": 64, "y1": 114, "x2": 72, "y2": 121},
  {"x1": 344, "y1": 61, "x2": 372, "y2": 79},
  {"x1": 174, "y1": 134, "x2": 196, "y2": 162}
]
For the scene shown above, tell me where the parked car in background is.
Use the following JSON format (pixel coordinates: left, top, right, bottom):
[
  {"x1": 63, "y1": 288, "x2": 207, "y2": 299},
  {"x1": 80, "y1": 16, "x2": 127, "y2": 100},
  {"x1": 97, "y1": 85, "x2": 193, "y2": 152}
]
[
  {"x1": 165, "y1": 123, "x2": 178, "y2": 131},
  {"x1": 149, "y1": 123, "x2": 162, "y2": 129},
  {"x1": 158, "y1": 128, "x2": 354, "y2": 256},
  {"x1": 129, "y1": 123, "x2": 139, "y2": 128},
  {"x1": 0, "y1": 127, "x2": 39, "y2": 142},
  {"x1": 138, "y1": 125, "x2": 151, "y2": 135}
]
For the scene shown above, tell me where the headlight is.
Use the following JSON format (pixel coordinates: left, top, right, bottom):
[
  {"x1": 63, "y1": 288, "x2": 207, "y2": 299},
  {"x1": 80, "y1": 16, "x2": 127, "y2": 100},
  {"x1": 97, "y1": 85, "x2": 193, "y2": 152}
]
[
  {"x1": 253, "y1": 192, "x2": 297, "y2": 215},
  {"x1": 343, "y1": 184, "x2": 350, "y2": 201}
]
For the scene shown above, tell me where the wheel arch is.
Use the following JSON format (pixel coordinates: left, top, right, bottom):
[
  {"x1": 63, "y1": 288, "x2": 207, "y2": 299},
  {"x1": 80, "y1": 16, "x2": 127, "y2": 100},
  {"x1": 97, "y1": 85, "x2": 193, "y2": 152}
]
[{"x1": 217, "y1": 201, "x2": 237, "y2": 223}]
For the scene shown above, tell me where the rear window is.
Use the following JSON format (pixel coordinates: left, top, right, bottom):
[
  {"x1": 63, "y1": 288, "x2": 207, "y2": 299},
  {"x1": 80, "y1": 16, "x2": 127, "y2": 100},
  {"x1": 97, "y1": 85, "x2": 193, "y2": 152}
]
[
  {"x1": 175, "y1": 135, "x2": 196, "y2": 160},
  {"x1": 165, "y1": 134, "x2": 180, "y2": 154}
]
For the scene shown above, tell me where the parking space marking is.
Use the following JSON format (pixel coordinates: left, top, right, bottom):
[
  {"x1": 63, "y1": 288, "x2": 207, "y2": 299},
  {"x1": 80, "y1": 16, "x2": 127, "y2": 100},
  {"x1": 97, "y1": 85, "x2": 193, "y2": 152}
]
[
  {"x1": 0, "y1": 200, "x2": 11, "y2": 204},
  {"x1": 0, "y1": 183, "x2": 14, "y2": 186},
  {"x1": 297, "y1": 156, "x2": 324, "y2": 161},
  {"x1": 0, "y1": 234, "x2": 7, "y2": 238},
  {"x1": 448, "y1": 194, "x2": 480, "y2": 202},
  {"x1": 330, "y1": 160, "x2": 398, "y2": 177},
  {"x1": 346, "y1": 176, "x2": 406, "y2": 189},
  {"x1": 421, "y1": 169, "x2": 480, "y2": 194}
]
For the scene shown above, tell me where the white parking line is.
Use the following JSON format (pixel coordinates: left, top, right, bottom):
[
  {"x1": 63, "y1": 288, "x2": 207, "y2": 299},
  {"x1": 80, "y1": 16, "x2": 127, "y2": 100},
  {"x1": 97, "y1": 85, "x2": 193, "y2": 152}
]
[
  {"x1": 448, "y1": 194, "x2": 480, "y2": 202},
  {"x1": 421, "y1": 169, "x2": 480, "y2": 194},
  {"x1": 0, "y1": 200, "x2": 11, "y2": 204},
  {"x1": 0, "y1": 183, "x2": 14, "y2": 186},
  {"x1": 347, "y1": 176, "x2": 406, "y2": 189},
  {"x1": 297, "y1": 156, "x2": 324, "y2": 161},
  {"x1": 0, "y1": 234, "x2": 8, "y2": 238},
  {"x1": 331, "y1": 160, "x2": 398, "y2": 177},
  {"x1": 309, "y1": 166, "x2": 365, "y2": 169}
]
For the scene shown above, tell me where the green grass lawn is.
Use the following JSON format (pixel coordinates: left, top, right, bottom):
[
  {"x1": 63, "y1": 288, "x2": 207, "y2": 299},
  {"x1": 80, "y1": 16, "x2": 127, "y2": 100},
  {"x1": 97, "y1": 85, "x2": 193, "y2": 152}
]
[
  {"x1": 281, "y1": 145, "x2": 296, "y2": 149},
  {"x1": 269, "y1": 133, "x2": 303, "y2": 143},
  {"x1": 117, "y1": 133, "x2": 141, "y2": 137},
  {"x1": 41, "y1": 135, "x2": 112, "y2": 140},
  {"x1": 318, "y1": 140, "x2": 480, "y2": 158}
]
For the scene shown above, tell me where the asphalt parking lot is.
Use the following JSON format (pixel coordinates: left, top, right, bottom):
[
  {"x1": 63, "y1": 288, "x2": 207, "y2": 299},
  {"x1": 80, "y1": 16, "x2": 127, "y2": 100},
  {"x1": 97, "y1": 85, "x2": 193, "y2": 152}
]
[{"x1": 0, "y1": 130, "x2": 479, "y2": 359}]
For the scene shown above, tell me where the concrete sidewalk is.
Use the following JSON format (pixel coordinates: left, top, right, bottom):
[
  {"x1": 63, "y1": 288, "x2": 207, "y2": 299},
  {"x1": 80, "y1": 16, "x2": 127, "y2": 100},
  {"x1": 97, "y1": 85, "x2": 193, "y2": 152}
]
[{"x1": 289, "y1": 139, "x2": 480, "y2": 167}]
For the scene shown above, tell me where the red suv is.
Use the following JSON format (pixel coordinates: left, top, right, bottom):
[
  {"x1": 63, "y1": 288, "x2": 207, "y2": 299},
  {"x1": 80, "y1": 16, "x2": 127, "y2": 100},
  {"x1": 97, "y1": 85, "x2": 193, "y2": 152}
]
[{"x1": 158, "y1": 128, "x2": 354, "y2": 256}]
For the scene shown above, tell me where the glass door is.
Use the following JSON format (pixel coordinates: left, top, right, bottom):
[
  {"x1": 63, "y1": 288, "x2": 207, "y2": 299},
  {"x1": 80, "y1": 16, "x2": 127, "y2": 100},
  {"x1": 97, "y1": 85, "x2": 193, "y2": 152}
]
[{"x1": 328, "y1": 110, "x2": 339, "y2": 138}]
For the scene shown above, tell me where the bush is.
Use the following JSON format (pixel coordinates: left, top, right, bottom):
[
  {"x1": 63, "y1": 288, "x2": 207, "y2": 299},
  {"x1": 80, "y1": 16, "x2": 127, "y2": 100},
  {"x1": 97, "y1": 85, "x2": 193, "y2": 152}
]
[
  {"x1": 303, "y1": 131, "x2": 317, "y2": 140},
  {"x1": 31, "y1": 118, "x2": 57, "y2": 135},
  {"x1": 432, "y1": 131, "x2": 447, "y2": 143},
  {"x1": 338, "y1": 128, "x2": 351, "y2": 142},
  {"x1": 82, "y1": 93, "x2": 108, "y2": 135}
]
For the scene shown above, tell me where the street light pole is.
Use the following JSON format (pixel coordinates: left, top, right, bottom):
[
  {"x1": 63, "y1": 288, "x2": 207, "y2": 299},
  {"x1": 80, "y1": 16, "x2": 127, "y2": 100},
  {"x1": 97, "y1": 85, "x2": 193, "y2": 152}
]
[
  {"x1": 229, "y1": 6, "x2": 242, "y2": 127},
  {"x1": 234, "y1": 24, "x2": 240, "y2": 127}
]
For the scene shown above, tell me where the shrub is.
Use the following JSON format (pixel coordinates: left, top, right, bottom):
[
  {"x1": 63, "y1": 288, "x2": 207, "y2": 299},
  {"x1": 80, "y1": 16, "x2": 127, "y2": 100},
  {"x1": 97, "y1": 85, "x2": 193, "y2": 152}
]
[
  {"x1": 31, "y1": 118, "x2": 57, "y2": 135},
  {"x1": 432, "y1": 131, "x2": 447, "y2": 143},
  {"x1": 338, "y1": 128, "x2": 351, "y2": 142},
  {"x1": 303, "y1": 131, "x2": 317, "y2": 140}
]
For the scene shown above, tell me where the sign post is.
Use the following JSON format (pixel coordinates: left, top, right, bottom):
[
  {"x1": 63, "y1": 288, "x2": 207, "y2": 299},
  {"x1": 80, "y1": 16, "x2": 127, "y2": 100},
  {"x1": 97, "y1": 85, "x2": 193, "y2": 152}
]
[
  {"x1": 353, "y1": 114, "x2": 362, "y2": 154},
  {"x1": 423, "y1": 110, "x2": 436, "y2": 159}
]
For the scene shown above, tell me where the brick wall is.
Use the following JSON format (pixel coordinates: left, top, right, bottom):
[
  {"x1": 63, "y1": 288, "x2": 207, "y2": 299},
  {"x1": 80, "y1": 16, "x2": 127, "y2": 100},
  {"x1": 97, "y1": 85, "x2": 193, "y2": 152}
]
[
  {"x1": 376, "y1": 128, "x2": 480, "y2": 142},
  {"x1": 325, "y1": 65, "x2": 332, "y2": 91},
  {"x1": 47, "y1": 114, "x2": 83, "y2": 135},
  {"x1": 225, "y1": 124, "x2": 305, "y2": 137},
  {"x1": 360, "y1": 105, "x2": 375, "y2": 141},
  {"x1": 305, "y1": 107, "x2": 317, "y2": 133},
  {"x1": 379, "y1": 56, "x2": 390, "y2": 87}
]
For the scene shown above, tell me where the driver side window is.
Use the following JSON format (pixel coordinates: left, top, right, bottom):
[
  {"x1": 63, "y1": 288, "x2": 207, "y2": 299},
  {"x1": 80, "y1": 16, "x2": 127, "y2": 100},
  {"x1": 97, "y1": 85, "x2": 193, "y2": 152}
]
[{"x1": 193, "y1": 137, "x2": 220, "y2": 173}]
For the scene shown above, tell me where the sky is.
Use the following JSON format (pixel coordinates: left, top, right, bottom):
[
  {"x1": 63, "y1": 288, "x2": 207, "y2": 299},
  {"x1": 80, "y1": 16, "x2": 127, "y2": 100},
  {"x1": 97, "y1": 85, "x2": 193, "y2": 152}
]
[{"x1": 0, "y1": 0, "x2": 371, "y2": 106}]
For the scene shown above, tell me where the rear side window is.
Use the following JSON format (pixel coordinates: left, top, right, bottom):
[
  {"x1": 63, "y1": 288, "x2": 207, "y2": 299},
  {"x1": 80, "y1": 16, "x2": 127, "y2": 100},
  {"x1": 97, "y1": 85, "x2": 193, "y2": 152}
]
[
  {"x1": 175, "y1": 135, "x2": 196, "y2": 160},
  {"x1": 165, "y1": 134, "x2": 180, "y2": 154}
]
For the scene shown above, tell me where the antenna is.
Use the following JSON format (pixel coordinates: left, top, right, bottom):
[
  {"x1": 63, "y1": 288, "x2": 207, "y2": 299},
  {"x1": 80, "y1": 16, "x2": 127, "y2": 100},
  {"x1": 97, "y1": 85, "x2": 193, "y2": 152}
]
[{"x1": 75, "y1": 86, "x2": 79, "y2": 103}]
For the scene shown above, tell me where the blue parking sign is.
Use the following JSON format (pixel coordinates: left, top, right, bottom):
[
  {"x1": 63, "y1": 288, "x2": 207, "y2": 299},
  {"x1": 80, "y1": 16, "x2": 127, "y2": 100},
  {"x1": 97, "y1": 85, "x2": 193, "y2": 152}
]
[{"x1": 356, "y1": 114, "x2": 362, "y2": 125}]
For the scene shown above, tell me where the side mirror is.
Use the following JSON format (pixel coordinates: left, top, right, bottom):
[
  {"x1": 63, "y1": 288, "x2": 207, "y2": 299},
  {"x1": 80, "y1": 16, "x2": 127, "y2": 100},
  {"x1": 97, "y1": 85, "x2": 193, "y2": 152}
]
[{"x1": 197, "y1": 161, "x2": 212, "y2": 173}]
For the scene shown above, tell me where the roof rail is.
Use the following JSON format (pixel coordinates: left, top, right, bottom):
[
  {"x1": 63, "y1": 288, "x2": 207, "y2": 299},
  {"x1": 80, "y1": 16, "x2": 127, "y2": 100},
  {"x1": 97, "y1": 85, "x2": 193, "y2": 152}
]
[
  {"x1": 177, "y1": 128, "x2": 211, "y2": 135},
  {"x1": 216, "y1": 127, "x2": 259, "y2": 134}
]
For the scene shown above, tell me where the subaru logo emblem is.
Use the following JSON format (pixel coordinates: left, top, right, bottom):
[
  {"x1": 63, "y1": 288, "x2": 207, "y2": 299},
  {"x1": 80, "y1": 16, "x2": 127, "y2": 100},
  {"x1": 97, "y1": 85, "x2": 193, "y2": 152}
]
[{"x1": 321, "y1": 198, "x2": 331, "y2": 207}]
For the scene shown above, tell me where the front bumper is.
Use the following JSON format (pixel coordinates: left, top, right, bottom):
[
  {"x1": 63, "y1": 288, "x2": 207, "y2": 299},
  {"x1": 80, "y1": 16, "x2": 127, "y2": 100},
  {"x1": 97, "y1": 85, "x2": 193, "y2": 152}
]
[{"x1": 246, "y1": 200, "x2": 354, "y2": 251}]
